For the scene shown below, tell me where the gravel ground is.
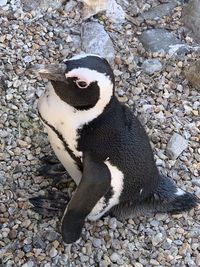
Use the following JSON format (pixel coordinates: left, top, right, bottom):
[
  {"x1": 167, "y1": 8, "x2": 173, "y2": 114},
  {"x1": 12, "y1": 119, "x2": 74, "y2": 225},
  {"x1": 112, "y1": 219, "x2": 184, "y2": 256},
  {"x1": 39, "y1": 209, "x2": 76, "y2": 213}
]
[{"x1": 0, "y1": 0, "x2": 200, "y2": 266}]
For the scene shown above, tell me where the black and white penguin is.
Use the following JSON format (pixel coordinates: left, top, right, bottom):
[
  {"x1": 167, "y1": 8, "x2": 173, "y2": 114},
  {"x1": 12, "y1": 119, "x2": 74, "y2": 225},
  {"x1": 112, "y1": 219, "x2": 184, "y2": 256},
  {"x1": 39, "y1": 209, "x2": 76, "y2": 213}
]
[{"x1": 29, "y1": 54, "x2": 198, "y2": 244}]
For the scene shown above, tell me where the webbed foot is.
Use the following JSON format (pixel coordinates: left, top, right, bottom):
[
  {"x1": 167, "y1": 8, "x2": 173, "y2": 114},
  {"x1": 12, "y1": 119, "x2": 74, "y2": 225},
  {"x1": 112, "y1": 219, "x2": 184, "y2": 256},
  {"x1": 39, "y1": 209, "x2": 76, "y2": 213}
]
[
  {"x1": 29, "y1": 190, "x2": 69, "y2": 217},
  {"x1": 38, "y1": 155, "x2": 69, "y2": 187}
]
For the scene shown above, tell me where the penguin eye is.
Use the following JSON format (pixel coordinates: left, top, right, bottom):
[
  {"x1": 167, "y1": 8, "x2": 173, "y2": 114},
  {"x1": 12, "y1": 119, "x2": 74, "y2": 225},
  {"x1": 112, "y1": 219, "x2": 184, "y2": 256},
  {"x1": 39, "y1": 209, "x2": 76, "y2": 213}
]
[{"x1": 76, "y1": 80, "x2": 88, "y2": 89}]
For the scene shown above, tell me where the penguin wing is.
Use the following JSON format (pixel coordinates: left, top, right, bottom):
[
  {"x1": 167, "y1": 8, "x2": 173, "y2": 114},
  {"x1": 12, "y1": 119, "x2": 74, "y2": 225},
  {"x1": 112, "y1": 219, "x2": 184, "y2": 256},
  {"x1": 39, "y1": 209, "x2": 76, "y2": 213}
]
[{"x1": 61, "y1": 152, "x2": 111, "y2": 244}]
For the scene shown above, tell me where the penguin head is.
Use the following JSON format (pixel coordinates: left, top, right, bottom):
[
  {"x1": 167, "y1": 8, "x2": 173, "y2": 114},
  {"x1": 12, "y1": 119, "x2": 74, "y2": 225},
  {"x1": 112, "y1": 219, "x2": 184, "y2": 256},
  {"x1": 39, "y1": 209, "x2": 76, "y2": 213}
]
[{"x1": 31, "y1": 54, "x2": 115, "y2": 110}]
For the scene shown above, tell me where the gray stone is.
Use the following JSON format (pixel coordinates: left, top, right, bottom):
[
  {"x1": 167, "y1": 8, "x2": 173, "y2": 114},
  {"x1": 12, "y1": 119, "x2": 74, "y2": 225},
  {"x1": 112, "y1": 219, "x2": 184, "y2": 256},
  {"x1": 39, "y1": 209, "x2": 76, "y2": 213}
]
[
  {"x1": 93, "y1": 238, "x2": 102, "y2": 248},
  {"x1": 139, "y1": 29, "x2": 185, "y2": 53},
  {"x1": 21, "y1": 261, "x2": 35, "y2": 267},
  {"x1": 110, "y1": 252, "x2": 121, "y2": 263},
  {"x1": 46, "y1": 230, "x2": 59, "y2": 242},
  {"x1": 32, "y1": 235, "x2": 46, "y2": 249},
  {"x1": 152, "y1": 232, "x2": 165, "y2": 246},
  {"x1": 141, "y1": 1, "x2": 179, "y2": 20},
  {"x1": 184, "y1": 60, "x2": 200, "y2": 90},
  {"x1": 142, "y1": 59, "x2": 162, "y2": 74},
  {"x1": 21, "y1": 0, "x2": 65, "y2": 12},
  {"x1": 182, "y1": 0, "x2": 200, "y2": 42},
  {"x1": 0, "y1": 0, "x2": 7, "y2": 6},
  {"x1": 166, "y1": 133, "x2": 188, "y2": 160},
  {"x1": 82, "y1": 22, "x2": 115, "y2": 62},
  {"x1": 23, "y1": 244, "x2": 33, "y2": 253},
  {"x1": 64, "y1": 0, "x2": 77, "y2": 12},
  {"x1": 106, "y1": 0, "x2": 125, "y2": 24}
]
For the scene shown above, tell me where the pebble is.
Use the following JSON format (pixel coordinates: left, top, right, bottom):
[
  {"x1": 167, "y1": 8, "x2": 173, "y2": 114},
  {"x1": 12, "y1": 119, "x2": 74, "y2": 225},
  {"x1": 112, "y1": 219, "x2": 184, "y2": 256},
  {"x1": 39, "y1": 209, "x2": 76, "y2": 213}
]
[
  {"x1": 110, "y1": 252, "x2": 121, "y2": 263},
  {"x1": 0, "y1": 0, "x2": 7, "y2": 6},
  {"x1": 49, "y1": 247, "x2": 58, "y2": 258},
  {"x1": 166, "y1": 133, "x2": 188, "y2": 160},
  {"x1": 142, "y1": 59, "x2": 162, "y2": 75},
  {"x1": 8, "y1": 229, "x2": 17, "y2": 239},
  {"x1": 152, "y1": 233, "x2": 165, "y2": 246}
]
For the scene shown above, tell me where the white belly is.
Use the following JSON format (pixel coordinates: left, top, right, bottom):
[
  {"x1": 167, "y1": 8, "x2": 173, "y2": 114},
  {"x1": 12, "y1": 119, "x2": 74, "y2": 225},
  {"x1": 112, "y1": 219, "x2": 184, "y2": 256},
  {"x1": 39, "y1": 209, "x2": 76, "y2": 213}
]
[{"x1": 47, "y1": 126, "x2": 82, "y2": 185}]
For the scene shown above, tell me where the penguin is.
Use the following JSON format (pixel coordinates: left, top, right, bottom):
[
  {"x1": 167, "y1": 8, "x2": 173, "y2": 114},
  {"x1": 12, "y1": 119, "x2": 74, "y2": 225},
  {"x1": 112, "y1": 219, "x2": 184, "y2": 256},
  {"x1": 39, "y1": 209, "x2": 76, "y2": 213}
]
[{"x1": 28, "y1": 54, "x2": 198, "y2": 244}]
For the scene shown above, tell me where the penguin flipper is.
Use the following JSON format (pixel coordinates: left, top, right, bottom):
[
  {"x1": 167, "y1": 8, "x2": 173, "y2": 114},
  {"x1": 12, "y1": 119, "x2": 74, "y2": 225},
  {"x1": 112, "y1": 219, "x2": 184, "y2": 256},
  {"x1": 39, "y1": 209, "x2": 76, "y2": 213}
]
[
  {"x1": 29, "y1": 190, "x2": 69, "y2": 217},
  {"x1": 61, "y1": 152, "x2": 111, "y2": 244}
]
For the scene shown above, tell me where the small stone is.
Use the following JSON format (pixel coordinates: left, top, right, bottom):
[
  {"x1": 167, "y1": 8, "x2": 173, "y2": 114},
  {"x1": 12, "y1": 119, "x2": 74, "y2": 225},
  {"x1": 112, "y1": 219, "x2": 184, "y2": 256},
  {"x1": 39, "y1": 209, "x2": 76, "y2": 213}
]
[
  {"x1": 150, "y1": 259, "x2": 159, "y2": 266},
  {"x1": 21, "y1": 261, "x2": 34, "y2": 267},
  {"x1": 93, "y1": 238, "x2": 102, "y2": 248},
  {"x1": 152, "y1": 233, "x2": 165, "y2": 246},
  {"x1": 49, "y1": 247, "x2": 58, "y2": 258},
  {"x1": 134, "y1": 263, "x2": 143, "y2": 267},
  {"x1": 110, "y1": 252, "x2": 121, "y2": 263},
  {"x1": 23, "y1": 244, "x2": 33, "y2": 253},
  {"x1": 13, "y1": 80, "x2": 21, "y2": 88},
  {"x1": 142, "y1": 59, "x2": 162, "y2": 75},
  {"x1": 33, "y1": 235, "x2": 46, "y2": 249},
  {"x1": 46, "y1": 230, "x2": 59, "y2": 242},
  {"x1": 6, "y1": 94, "x2": 13, "y2": 101},
  {"x1": 0, "y1": 0, "x2": 7, "y2": 6},
  {"x1": 166, "y1": 133, "x2": 188, "y2": 160},
  {"x1": 9, "y1": 229, "x2": 17, "y2": 239}
]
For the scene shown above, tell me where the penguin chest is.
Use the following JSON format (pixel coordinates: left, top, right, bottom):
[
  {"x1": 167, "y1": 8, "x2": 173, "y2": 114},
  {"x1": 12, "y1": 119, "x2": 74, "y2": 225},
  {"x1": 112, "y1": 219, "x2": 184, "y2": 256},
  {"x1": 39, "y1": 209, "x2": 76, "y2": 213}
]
[{"x1": 38, "y1": 84, "x2": 83, "y2": 185}]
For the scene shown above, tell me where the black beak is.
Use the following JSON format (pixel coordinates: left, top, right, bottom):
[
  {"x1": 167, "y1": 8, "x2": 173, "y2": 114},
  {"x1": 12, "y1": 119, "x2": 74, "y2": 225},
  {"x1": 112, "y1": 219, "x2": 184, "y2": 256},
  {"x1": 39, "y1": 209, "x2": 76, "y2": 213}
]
[{"x1": 26, "y1": 63, "x2": 67, "y2": 81}]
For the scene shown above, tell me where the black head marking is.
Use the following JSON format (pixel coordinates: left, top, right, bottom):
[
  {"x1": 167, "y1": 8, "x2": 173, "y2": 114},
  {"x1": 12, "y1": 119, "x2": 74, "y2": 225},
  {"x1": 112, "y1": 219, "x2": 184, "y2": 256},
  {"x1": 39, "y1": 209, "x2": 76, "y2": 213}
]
[{"x1": 51, "y1": 55, "x2": 115, "y2": 110}]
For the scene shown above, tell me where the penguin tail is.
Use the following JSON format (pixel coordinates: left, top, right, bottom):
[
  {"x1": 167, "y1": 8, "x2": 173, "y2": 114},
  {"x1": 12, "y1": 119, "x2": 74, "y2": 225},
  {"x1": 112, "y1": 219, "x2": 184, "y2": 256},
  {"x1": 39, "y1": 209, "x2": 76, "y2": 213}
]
[{"x1": 111, "y1": 176, "x2": 199, "y2": 220}]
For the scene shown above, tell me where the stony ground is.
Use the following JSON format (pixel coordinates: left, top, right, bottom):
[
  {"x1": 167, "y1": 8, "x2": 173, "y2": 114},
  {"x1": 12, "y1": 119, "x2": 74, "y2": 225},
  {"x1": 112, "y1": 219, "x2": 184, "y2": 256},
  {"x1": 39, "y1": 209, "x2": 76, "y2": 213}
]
[{"x1": 0, "y1": 0, "x2": 200, "y2": 266}]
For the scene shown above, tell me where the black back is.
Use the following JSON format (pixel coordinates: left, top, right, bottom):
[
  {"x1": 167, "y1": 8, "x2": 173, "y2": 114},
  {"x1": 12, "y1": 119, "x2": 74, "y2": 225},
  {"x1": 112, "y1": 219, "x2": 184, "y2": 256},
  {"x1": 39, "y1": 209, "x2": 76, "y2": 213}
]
[{"x1": 78, "y1": 96, "x2": 161, "y2": 203}]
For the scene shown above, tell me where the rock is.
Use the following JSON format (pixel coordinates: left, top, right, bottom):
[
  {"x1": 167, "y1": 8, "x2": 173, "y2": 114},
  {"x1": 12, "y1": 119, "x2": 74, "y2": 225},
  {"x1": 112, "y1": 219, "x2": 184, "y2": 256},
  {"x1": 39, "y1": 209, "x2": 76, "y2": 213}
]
[
  {"x1": 0, "y1": 0, "x2": 7, "y2": 6},
  {"x1": 82, "y1": 22, "x2": 115, "y2": 62},
  {"x1": 81, "y1": 0, "x2": 108, "y2": 18},
  {"x1": 21, "y1": 0, "x2": 65, "y2": 12},
  {"x1": 64, "y1": 0, "x2": 77, "y2": 12},
  {"x1": 134, "y1": 263, "x2": 143, "y2": 267},
  {"x1": 49, "y1": 247, "x2": 58, "y2": 258},
  {"x1": 9, "y1": 229, "x2": 17, "y2": 239},
  {"x1": 152, "y1": 233, "x2": 165, "y2": 246},
  {"x1": 182, "y1": 0, "x2": 200, "y2": 41},
  {"x1": 166, "y1": 133, "x2": 188, "y2": 160},
  {"x1": 139, "y1": 29, "x2": 185, "y2": 53},
  {"x1": 110, "y1": 252, "x2": 121, "y2": 263},
  {"x1": 32, "y1": 235, "x2": 46, "y2": 249},
  {"x1": 184, "y1": 60, "x2": 200, "y2": 90},
  {"x1": 142, "y1": 59, "x2": 162, "y2": 75},
  {"x1": 46, "y1": 230, "x2": 59, "y2": 242},
  {"x1": 93, "y1": 238, "x2": 102, "y2": 248},
  {"x1": 21, "y1": 261, "x2": 35, "y2": 267},
  {"x1": 106, "y1": 0, "x2": 125, "y2": 24},
  {"x1": 140, "y1": 1, "x2": 179, "y2": 20}
]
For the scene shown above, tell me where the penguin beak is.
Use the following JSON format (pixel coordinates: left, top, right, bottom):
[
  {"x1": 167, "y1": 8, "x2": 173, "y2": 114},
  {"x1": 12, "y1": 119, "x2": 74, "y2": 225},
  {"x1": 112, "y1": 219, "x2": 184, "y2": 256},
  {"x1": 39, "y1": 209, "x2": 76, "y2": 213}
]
[{"x1": 27, "y1": 64, "x2": 67, "y2": 81}]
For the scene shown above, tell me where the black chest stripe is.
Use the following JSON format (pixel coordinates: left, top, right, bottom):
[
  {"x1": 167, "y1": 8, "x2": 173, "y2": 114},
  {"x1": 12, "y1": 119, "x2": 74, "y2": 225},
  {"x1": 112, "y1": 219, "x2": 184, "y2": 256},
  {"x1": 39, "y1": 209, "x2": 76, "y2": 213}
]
[{"x1": 38, "y1": 111, "x2": 83, "y2": 172}]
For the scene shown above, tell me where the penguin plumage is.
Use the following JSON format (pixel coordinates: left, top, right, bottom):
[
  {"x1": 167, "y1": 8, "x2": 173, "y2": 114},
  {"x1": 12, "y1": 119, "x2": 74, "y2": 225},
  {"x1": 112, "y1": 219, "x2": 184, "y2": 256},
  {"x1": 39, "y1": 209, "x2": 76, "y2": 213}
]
[{"x1": 29, "y1": 54, "x2": 198, "y2": 243}]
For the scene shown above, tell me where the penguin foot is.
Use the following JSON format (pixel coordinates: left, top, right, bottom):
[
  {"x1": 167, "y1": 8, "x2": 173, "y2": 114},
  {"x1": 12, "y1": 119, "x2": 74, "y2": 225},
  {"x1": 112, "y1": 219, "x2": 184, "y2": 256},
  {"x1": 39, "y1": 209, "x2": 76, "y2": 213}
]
[
  {"x1": 29, "y1": 190, "x2": 69, "y2": 217},
  {"x1": 41, "y1": 155, "x2": 61, "y2": 164},
  {"x1": 39, "y1": 156, "x2": 70, "y2": 187}
]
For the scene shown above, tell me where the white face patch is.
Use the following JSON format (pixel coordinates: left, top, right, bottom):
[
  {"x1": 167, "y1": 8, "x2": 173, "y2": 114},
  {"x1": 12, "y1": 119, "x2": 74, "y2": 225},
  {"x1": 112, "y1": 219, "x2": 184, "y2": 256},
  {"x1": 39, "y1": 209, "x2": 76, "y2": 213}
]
[{"x1": 175, "y1": 188, "x2": 185, "y2": 196}]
